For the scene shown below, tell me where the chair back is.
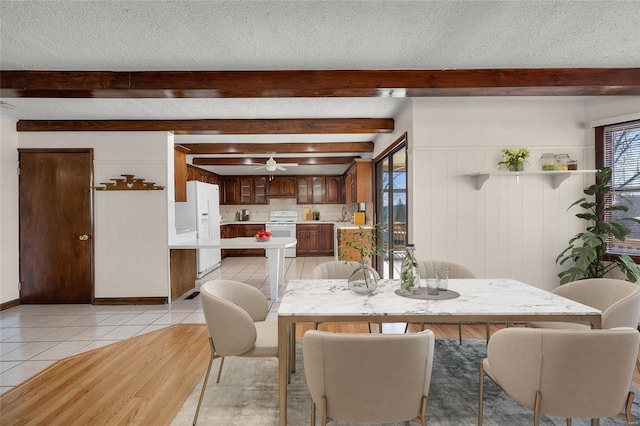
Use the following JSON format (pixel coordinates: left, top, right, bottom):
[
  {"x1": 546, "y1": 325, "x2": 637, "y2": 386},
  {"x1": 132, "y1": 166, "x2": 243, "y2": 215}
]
[
  {"x1": 418, "y1": 260, "x2": 476, "y2": 279},
  {"x1": 486, "y1": 327, "x2": 639, "y2": 419},
  {"x1": 201, "y1": 280, "x2": 267, "y2": 356},
  {"x1": 311, "y1": 261, "x2": 381, "y2": 280},
  {"x1": 552, "y1": 278, "x2": 640, "y2": 328},
  {"x1": 303, "y1": 330, "x2": 434, "y2": 423}
]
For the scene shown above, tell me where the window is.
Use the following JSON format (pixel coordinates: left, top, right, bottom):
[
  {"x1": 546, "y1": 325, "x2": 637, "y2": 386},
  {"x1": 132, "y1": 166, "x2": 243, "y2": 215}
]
[
  {"x1": 597, "y1": 120, "x2": 640, "y2": 259},
  {"x1": 375, "y1": 135, "x2": 407, "y2": 279}
]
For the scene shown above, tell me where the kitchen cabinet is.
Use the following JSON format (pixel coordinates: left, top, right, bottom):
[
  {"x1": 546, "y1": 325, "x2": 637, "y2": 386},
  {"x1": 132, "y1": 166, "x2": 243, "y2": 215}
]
[
  {"x1": 174, "y1": 145, "x2": 189, "y2": 202},
  {"x1": 221, "y1": 177, "x2": 240, "y2": 204},
  {"x1": 186, "y1": 164, "x2": 220, "y2": 185},
  {"x1": 296, "y1": 223, "x2": 334, "y2": 255},
  {"x1": 297, "y1": 176, "x2": 326, "y2": 204},
  {"x1": 318, "y1": 224, "x2": 335, "y2": 255},
  {"x1": 296, "y1": 224, "x2": 319, "y2": 255},
  {"x1": 325, "y1": 176, "x2": 344, "y2": 204},
  {"x1": 169, "y1": 249, "x2": 196, "y2": 299},
  {"x1": 229, "y1": 176, "x2": 268, "y2": 205},
  {"x1": 344, "y1": 159, "x2": 373, "y2": 203},
  {"x1": 267, "y1": 176, "x2": 297, "y2": 198}
]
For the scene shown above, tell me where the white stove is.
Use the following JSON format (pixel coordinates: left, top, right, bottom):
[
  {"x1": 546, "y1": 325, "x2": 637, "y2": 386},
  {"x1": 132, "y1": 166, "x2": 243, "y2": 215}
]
[{"x1": 266, "y1": 210, "x2": 298, "y2": 257}]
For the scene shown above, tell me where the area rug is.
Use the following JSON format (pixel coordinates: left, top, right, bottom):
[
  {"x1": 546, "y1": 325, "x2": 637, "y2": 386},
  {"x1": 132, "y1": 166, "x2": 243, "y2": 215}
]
[{"x1": 171, "y1": 339, "x2": 640, "y2": 425}]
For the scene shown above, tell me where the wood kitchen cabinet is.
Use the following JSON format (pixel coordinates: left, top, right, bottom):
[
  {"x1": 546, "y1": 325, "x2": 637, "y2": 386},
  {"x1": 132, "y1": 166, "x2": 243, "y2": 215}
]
[
  {"x1": 296, "y1": 224, "x2": 319, "y2": 255},
  {"x1": 187, "y1": 164, "x2": 220, "y2": 185},
  {"x1": 296, "y1": 223, "x2": 334, "y2": 255},
  {"x1": 297, "y1": 176, "x2": 327, "y2": 204},
  {"x1": 344, "y1": 159, "x2": 373, "y2": 204},
  {"x1": 267, "y1": 176, "x2": 297, "y2": 198},
  {"x1": 170, "y1": 249, "x2": 196, "y2": 300},
  {"x1": 228, "y1": 176, "x2": 268, "y2": 205},
  {"x1": 325, "y1": 176, "x2": 344, "y2": 204},
  {"x1": 221, "y1": 177, "x2": 239, "y2": 204},
  {"x1": 173, "y1": 145, "x2": 190, "y2": 202}
]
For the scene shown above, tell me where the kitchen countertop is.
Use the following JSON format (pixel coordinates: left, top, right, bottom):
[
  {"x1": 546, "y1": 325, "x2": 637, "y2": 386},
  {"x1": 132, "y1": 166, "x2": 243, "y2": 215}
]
[{"x1": 219, "y1": 220, "x2": 372, "y2": 229}]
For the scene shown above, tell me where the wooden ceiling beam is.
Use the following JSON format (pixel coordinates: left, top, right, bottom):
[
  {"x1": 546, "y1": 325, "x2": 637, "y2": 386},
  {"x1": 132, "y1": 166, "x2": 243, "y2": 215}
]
[
  {"x1": 193, "y1": 156, "x2": 358, "y2": 166},
  {"x1": 2, "y1": 69, "x2": 639, "y2": 98},
  {"x1": 180, "y1": 142, "x2": 374, "y2": 154},
  {"x1": 16, "y1": 118, "x2": 393, "y2": 134}
]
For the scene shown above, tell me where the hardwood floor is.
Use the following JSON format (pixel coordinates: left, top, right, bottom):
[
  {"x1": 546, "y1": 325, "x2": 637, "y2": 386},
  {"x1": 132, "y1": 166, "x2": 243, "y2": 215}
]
[
  {"x1": 0, "y1": 324, "x2": 210, "y2": 425},
  {"x1": 2, "y1": 322, "x2": 639, "y2": 425}
]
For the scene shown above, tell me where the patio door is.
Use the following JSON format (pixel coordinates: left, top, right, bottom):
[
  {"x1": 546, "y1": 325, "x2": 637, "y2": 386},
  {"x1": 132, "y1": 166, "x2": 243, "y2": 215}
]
[{"x1": 375, "y1": 138, "x2": 407, "y2": 279}]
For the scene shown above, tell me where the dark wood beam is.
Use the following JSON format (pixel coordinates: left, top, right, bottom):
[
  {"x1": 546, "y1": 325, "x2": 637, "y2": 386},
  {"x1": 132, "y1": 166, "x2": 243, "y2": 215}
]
[
  {"x1": 179, "y1": 142, "x2": 374, "y2": 154},
  {"x1": 193, "y1": 156, "x2": 358, "y2": 166},
  {"x1": 16, "y1": 118, "x2": 393, "y2": 134},
  {"x1": 2, "y1": 69, "x2": 639, "y2": 98}
]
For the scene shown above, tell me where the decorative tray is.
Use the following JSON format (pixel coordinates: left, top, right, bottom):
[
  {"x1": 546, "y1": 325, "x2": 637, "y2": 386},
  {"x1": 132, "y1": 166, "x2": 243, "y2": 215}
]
[{"x1": 394, "y1": 288, "x2": 460, "y2": 300}]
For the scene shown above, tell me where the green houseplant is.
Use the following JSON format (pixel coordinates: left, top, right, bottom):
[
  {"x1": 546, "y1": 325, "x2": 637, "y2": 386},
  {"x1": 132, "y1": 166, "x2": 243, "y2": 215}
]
[{"x1": 556, "y1": 167, "x2": 640, "y2": 284}]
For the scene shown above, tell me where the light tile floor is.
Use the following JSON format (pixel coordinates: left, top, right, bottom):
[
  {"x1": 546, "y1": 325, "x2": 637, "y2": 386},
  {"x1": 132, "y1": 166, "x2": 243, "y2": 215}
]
[{"x1": 0, "y1": 255, "x2": 332, "y2": 394}]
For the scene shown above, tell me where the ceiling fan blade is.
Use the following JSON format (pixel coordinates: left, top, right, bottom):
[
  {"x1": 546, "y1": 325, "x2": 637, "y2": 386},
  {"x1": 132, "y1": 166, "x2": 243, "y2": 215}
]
[
  {"x1": 277, "y1": 163, "x2": 298, "y2": 167},
  {"x1": 276, "y1": 165, "x2": 287, "y2": 171},
  {"x1": 254, "y1": 165, "x2": 266, "y2": 169}
]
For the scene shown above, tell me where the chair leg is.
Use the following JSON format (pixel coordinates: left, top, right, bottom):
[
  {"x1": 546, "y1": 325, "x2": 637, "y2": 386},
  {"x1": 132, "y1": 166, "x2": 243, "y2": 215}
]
[
  {"x1": 533, "y1": 391, "x2": 541, "y2": 426},
  {"x1": 636, "y1": 356, "x2": 640, "y2": 374},
  {"x1": 566, "y1": 418, "x2": 572, "y2": 426},
  {"x1": 321, "y1": 396, "x2": 328, "y2": 426},
  {"x1": 310, "y1": 400, "x2": 316, "y2": 426},
  {"x1": 193, "y1": 348, "x2": 216, "y2": 425},
  {"x1": 590, "y1": 419, "x2": 600, "y2": 426},
  {"x1": 485, "y1": 323, "x2": 491, "y2": 342},
  {"x1": 458, "y1": 323, "x2": 463, "y2": 345},
  {"x1": 478, "y1": 364, "x2": 485, "y2": 426},
  {"x1": 215, "y1": 356, "x2": 225, "y2": 383}
]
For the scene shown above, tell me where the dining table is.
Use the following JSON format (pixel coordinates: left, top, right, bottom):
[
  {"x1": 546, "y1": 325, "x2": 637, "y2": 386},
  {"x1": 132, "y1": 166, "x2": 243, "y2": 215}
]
[{"x1": 276, "y1": 277, "x2": 603, "y2": 425}]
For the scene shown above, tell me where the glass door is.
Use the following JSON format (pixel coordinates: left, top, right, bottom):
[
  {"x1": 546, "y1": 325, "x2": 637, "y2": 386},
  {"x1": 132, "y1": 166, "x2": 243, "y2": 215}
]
[{"x1": 375, "y1": 140, "x2": 407, "y2": 279}]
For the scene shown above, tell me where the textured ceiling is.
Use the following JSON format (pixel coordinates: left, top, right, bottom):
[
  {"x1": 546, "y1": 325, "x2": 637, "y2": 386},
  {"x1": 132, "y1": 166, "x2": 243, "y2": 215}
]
[{"x1": 1, "y1": 1, "x2": 639, "y2": 175}]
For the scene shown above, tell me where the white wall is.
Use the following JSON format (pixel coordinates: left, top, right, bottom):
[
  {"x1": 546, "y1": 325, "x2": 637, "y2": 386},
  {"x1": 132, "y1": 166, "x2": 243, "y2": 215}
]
[
  {"x1": 0, "y1": 117, "x2": 20, "y2": 304},
  {"x1": 18, "y1": 131, "x2": 171, "y2": 299}
]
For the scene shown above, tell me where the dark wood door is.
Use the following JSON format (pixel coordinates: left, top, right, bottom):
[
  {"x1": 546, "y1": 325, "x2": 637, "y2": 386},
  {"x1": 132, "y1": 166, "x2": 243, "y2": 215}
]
[{"x1": 19, "y1": 150, "x2": 94, "y2": 303}]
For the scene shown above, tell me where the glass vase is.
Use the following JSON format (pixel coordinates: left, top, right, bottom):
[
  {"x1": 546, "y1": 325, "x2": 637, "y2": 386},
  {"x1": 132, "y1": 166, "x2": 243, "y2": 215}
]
[
  {"x1": 400, "y1": 244, "x2": 420, "y2": 293},
  {"x1": 348, "y1": 260, "x2": 378, "y2": 295}
]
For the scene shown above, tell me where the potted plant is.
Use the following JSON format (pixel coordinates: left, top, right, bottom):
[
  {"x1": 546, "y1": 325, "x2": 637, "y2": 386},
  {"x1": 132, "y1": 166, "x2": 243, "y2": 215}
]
[
  {"x1": 556, "y1": 167, "x2": 640, "y2": 283},
  {"x1": 339, "y1": 225, "x2": 386, "y2": 294},
  {"x1": 497, "y1": 147, "x2": 530, "y2": 171}
]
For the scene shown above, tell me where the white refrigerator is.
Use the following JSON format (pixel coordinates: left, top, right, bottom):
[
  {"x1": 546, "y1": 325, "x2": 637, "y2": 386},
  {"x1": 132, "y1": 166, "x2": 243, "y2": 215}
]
[{"x1": 175, "y1": 181, "x2": 221, "y2": 278}]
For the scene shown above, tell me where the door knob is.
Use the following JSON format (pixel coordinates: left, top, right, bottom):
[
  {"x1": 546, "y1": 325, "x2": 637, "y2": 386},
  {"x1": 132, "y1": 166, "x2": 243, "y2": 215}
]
[{"x1": 78, "y1": 234, "x2": 90, "y2": 241}]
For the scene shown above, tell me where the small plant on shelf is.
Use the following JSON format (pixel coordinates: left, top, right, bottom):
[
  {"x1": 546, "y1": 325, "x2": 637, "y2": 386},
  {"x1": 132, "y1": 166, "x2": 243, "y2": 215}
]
[{"x1": 497, "y1": 147, "x2": 530, "y2": 172}]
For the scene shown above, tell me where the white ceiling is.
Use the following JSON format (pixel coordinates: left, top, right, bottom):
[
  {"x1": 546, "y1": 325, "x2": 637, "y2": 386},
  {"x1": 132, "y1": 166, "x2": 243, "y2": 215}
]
[{"x1": 2, "y1": 1, "x2": 639, "y2": 175}]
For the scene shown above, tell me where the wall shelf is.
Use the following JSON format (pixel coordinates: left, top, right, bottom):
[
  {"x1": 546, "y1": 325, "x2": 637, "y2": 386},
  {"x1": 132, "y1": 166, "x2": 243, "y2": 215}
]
[{"x1": 466, "y1": 170, "x2": 598, "y2": 190}]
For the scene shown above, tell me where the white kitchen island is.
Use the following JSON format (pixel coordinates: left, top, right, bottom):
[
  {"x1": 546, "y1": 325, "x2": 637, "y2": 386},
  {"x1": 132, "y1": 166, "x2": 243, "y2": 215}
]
[{"x1": 169, "y1": 237, "x2": 297, "y2": 300}]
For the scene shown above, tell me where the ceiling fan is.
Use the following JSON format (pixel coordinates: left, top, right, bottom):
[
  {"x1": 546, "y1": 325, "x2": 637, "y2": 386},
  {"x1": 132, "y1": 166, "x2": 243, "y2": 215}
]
[{"x1": 252, "y1": 155, "x2": 298, "y2": 172}]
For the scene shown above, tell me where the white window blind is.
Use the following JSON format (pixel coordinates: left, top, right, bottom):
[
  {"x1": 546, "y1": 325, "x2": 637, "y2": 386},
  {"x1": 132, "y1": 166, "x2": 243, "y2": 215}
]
[{"x1": 603, "y1": 120, "x2": 640, "y2": 256}]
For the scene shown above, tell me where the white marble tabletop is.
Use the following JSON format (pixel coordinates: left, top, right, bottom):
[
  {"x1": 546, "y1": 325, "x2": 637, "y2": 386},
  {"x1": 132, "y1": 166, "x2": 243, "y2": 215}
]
[{"x1": 278, "y1": 278, "x2": 602, "y2": 319}]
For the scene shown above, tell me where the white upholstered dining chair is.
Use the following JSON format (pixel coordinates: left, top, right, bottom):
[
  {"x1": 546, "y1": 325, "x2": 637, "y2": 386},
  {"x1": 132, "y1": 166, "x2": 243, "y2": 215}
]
[
  {"x1": 527, "y1": 278, "x2": 640, "y2": 372},
  {"x1": 311, "y1": 261, "x2": 381, "y2": 332},
  {"x1": 193, "y1": 280, "x2": 278, "y2": 425},
  {"x1": 479, "y1": 327, "x2": 639, "y2": 426},
  {"x1": 411, "y1": 260, "x2": 481, "y2": 342},
  {"x1": 311, "y1": 260, "x2": 380, "y2": 280},
  {"x1": 303, "y1": 329, "x2": 435, "y2": 426}
]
